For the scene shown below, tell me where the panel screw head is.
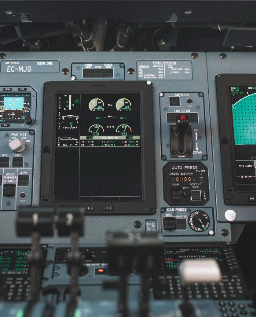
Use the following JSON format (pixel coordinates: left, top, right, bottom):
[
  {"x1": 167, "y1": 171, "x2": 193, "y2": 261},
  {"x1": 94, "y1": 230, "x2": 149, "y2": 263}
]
[
  {"x1": 127, "y1": 68, "x2": 135, "y2": 74},
  {"x1": 62, "y1": 68, "x2": 69, "y2": 75},
  {"x1": 134, "y1": 221, "x2": 142, "y2": 229},
  {"x1": 221, "y1": 229, "x2": 229, "y2": 237},
  {"x1": 220, "y1": 53, "x2": 227, "y2": 59},
  {"x1": 191, "y1": 52, "x2": 198, "y2": 59}
]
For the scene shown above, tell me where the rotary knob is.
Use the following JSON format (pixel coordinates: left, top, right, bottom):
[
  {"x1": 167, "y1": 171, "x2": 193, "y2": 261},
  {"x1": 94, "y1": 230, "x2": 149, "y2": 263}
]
[
  {"x1": 188, "y1": 210, "x2": 210, "y2": 232},
  {"x1": 9, "y1": 138, "x2": 26, "y2": 152}
]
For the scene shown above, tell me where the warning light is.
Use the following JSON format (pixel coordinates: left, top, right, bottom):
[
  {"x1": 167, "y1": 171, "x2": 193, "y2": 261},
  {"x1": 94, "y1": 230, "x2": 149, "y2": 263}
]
[
  {"x1": 180, "y1": 114, "x2": 187, "y2": 120},
  {"x1": 95, "y1": 268, "x2": 107, "y2": 275}
]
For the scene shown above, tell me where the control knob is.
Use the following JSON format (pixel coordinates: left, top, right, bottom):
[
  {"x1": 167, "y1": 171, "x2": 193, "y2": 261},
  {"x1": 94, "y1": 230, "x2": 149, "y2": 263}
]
[
  {"x1": 9, "y1": 138, "x2": 26, "y2": 152},
  {"x1": 188, "y1": 210, "x2": 210, "y2": 232}
]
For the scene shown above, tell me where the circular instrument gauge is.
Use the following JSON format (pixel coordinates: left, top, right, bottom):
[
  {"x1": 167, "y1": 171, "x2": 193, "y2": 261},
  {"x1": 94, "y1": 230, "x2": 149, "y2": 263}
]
[
  {"x1": 88, "y1": 124, "x2": 104, "y2": 135},
  {"x1": 188, "y1": 210, "x2": 210, "y2": 232},
  {"x1": 116, "y1": 124, "x2": 132, "y2": 135},
  {"x1": 62, "y1": 115, "x2": 79, "y2": 129},
  {"x1": 89, "y1": 98, "x2": 104, "y2": 111},
  {"x1": 116, "y1": 98, "x2": 131, "y2": 111}
]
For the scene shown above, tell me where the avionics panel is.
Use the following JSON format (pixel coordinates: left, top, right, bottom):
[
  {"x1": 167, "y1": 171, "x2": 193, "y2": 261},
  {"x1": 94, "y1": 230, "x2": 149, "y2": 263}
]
[
  {"x1": 216, "y1": 74, "x2": 256, "y2": 205},
  {"x1": 40, "y1": 81, "x2": 156, "y2": 214},
  {"x1": 0, "y1": 245, "x2": 47, "y2": 301}
]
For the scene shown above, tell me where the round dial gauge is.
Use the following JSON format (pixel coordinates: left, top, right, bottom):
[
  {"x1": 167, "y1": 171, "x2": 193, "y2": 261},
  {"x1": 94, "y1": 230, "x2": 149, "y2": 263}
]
[
  {"x1": 116, "y1": 98, "x2": 131, "y2": 111},
  {"x1": 188, "y1": 210, "x2": 210, "y2": 232},
  {"x1": 88, "y1": 124, "x2": 104, "y2": 135},
  {"x1": 89, "y1": 98, "x2": 104, "y2": 111},
  {"x1": 116, "y1": 124, "x2": 132, "y2": 135}
]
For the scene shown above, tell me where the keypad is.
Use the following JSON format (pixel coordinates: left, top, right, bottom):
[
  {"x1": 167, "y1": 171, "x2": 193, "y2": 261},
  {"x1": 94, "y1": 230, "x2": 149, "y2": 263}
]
[
  {"x1": 154, "y1": 274, "x2": 247, "y2": 300},
  {"x1": 1, "y1": 276, "x2": 31, "y2": 301},
  {"x1": 216, "y1": 301, "x2": 256, "y2": 317}
]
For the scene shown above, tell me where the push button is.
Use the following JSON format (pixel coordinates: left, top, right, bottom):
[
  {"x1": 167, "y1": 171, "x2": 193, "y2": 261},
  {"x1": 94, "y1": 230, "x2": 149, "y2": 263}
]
[
  {"x1": 3, "y1": 184, "x2": 16, "y2": 197},
  {"x1": 13, "y1": 157, "x2": 23, "y2": 167},
  {"x1": 18, "y1": 175, "x2": 29, "y2": 186},
  {"x1": 0, "y1": 157, "x2": 9, "y2": 167}
]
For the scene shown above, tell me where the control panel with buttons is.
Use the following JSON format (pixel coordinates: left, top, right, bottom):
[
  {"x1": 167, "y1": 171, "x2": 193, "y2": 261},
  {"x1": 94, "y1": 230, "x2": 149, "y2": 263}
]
[
  {"x1": 161, "y1": 207, "x2": 214, "y2": 236},
  {"x1": 0, "y1": 130, "x2": 34, "y2": 210},
  {"x1": 163, "y1": 162, "x2": 209, "y2": 206}
]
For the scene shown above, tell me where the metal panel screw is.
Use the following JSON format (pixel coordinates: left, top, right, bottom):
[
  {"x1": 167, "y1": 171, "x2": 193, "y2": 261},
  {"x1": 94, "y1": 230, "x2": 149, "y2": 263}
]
[
  {"x1": 191, "y1": 53, "x2": 198, "y2": 59},
  {"x1": 220, "y1": 53, "x2": 227, "y2": 59},
  {"x1": 62, "y1": 68, "x2": 69, "y2": 75},
  {"x1": 221, "y1": 229, "x2": 229, "y2": 236}
]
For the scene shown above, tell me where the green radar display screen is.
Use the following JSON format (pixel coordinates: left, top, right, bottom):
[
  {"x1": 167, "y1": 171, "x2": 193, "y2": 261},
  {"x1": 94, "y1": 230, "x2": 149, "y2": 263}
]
[
  {"x1": 216, "y1": 75, "x2": 256, "y2": 205},
  {"x1": 230, "y1": 86, "x2": 256, "y2": 145}
]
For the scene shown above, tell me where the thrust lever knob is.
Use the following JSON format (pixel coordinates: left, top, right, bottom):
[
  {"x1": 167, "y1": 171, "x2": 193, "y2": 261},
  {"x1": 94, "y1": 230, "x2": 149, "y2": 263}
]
[{"x1": 9, "y1": 138, "x2": 26, "y2": 152}]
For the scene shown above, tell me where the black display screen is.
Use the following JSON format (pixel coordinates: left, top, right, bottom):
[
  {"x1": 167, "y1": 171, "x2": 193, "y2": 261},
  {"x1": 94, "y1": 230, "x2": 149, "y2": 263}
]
[
  {"x1": 54, "y1": 93, "x2": 142, "y2": 201},
  {"x1": 229, "y1": 86, "x2": 256, "y2": 191},
  {"x1": 164, "y1": 247, "x2": 228, "y2": 273}
]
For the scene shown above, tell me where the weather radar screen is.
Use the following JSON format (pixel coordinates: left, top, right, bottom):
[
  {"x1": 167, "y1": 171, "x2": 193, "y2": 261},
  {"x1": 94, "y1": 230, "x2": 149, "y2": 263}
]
[
  {"x1": 230, "y1": 86, "x2": 256, "y2": 145},
  {"x1": 216, "y1": 74, "x2": 256, "y2": 204},
  {"x1": 229, "y1": 86, "x2": 256, "y2": 193}
]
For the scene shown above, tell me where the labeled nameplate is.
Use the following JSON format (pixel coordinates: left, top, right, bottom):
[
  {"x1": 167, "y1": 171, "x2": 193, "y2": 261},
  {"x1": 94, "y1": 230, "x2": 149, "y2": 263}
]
[
  {"x1": 137, "y1": 60, "x2": 192, "y2": 80},
  {"x1": 1, "y1": 60, "x2": 60, "y2": 73}
]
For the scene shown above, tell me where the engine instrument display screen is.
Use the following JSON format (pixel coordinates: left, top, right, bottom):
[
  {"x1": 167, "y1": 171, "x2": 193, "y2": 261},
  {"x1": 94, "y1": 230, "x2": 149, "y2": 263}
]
[
  {"x1": 41, "y1": 81, "x2": 155, "y2": 214},
  {"x1": 55, "y1": 93, "x2": 142, "y2": 201},
  {"x1": 0, "y1": 93, "x2": 31, "y2": 123}
]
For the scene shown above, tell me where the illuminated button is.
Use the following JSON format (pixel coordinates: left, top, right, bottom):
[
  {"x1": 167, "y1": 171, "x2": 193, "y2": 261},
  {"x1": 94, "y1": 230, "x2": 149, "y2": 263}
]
[
  {"x1": 1, "y1": 124, "x2": 10, "y2": 127},
  {"x1": 13, "y1": 157, "x2": 23, "y2": 167},
  {"x1": 95, "y1": 268, "x2": 107, "y2": 275},
  {"x1": 248, "y1": 196, "x2": 256, "y2": 202},
  {"x1": 0, "y1": 157, "x2": 9, "y2": 167}
]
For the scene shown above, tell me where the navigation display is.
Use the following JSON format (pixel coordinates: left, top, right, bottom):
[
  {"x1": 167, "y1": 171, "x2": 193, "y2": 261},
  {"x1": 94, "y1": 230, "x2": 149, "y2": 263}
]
[
  {"x1": 230, "y1": 86, "x2": 256, "y2": 192},
  {"x1": 216, "y1": 74, "x2": 256, "y2": 205}
]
